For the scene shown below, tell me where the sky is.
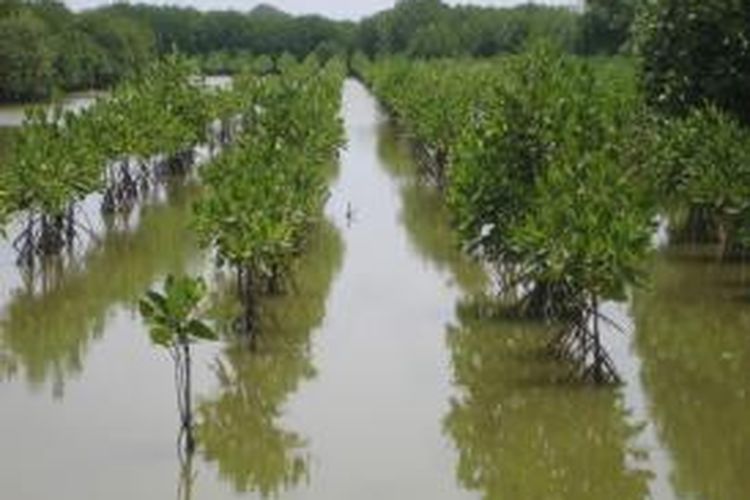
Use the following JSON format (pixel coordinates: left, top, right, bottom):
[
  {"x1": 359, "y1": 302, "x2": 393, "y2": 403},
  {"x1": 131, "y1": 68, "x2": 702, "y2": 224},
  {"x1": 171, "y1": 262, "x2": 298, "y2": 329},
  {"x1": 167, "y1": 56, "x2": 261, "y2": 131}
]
[{"x1": 62, "y1": 0, "x2": 573, "y2": 21}]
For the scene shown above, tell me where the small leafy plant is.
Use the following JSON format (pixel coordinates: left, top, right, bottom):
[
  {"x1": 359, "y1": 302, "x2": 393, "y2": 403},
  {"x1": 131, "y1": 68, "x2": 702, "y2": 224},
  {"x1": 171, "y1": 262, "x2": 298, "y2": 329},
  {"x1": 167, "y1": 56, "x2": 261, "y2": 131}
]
[{"x1": 139, "y1": 274, "x2": 216, "y2": 455}]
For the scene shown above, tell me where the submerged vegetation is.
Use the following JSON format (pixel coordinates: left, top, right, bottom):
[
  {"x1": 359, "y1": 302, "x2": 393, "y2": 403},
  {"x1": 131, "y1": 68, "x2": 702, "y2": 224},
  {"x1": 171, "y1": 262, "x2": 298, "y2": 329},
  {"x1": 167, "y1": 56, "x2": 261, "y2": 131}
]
[
  {"x1": 644, "y1": 107, "x2": 750, "y2": 256},
  {"x1": 1, "y1": 49, "x2": 345, "y2": 347},
  {"x1": 0, "y1": 0, "x2": 747, "y2": 387}
]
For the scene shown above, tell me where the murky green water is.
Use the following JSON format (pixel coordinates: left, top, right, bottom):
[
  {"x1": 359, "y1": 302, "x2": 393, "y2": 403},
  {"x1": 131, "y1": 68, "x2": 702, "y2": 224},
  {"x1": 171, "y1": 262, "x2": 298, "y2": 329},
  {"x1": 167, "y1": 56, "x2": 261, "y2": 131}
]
[
  {"x1": 632, "y1": 248, "x2": 750, "y2": 500},
  {"x1": 0, "y1": 80, "x2": 748, "y2": 499}
]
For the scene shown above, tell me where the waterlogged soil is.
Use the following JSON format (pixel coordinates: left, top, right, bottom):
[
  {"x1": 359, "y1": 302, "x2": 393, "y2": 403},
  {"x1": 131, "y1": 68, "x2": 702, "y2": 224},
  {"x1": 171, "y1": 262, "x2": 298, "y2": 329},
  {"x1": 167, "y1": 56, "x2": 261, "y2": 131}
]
[{"x1": 0, "y1": 80, "x2": 748, "y2": 499}]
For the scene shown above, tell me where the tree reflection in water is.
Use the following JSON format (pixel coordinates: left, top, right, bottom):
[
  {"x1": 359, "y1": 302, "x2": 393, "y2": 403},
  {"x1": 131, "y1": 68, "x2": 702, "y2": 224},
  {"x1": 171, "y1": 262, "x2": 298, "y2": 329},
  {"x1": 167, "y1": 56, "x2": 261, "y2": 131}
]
[
  {"x1": 376, "y1": 119, "x2": 487, "y2": 293},
  {"x1": 198, "y1": 220, "x2": 344, "y2": 497},
  {"x1": 0, "y1": 181, "x2": 198, "y2": 397},
  {"x1": 444, "y1": 296, "x2": 650, "y2": 499},
  {"x1": 633, "y1": 247, "x2": 750, "y2": 499}
]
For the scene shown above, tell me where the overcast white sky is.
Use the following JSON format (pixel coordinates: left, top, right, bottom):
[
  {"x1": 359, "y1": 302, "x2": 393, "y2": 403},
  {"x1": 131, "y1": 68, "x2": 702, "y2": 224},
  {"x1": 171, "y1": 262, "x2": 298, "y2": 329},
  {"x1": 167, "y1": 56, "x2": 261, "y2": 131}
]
[{"x1": 62, "y1": 1, "x2": 573, "y2": 21}]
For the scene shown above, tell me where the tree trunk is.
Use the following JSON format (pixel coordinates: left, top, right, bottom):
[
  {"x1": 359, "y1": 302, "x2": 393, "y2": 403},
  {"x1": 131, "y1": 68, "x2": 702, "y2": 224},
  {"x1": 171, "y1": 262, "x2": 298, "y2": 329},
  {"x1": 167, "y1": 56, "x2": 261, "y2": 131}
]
[
  {"x1": 182, "y1": 340, "x2": 195, "y2": 455},
  {"x1": 591, "y1": 294, "x2": 603, "y2": 384}
]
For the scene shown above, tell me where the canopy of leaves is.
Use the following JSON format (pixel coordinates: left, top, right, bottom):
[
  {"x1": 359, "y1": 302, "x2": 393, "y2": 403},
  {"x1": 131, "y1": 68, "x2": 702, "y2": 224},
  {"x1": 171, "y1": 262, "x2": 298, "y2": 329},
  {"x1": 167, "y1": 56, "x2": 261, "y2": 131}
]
[
  {"x1": 194, "y1": 58, "x2": 345, "y2": 294},
  {"x1": 359, "y1": 44, "x2": 654, "y2": 311}
]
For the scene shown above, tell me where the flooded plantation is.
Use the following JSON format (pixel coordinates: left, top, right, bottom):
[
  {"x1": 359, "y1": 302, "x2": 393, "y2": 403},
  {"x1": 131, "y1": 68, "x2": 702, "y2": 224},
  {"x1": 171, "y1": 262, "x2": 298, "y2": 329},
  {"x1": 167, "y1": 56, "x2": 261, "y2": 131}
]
[{"x1": 0, "y1": 80, "x2": 748, "y2": 500}]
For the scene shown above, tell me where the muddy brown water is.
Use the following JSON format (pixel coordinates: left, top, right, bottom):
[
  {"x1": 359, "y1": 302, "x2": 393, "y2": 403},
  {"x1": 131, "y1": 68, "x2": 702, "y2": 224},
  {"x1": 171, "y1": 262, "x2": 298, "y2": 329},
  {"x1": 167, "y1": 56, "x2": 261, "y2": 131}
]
[{"x1": 0, "y1": 80, "x2": 748, "y2": 499}]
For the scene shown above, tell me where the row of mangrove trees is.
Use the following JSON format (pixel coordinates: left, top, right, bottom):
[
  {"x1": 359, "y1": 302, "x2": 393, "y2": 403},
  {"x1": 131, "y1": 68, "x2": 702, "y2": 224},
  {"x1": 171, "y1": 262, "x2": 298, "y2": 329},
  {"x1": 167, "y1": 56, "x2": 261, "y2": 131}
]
[{"x1": 354, "y1": 44, "x2": 750, "y2": 382}]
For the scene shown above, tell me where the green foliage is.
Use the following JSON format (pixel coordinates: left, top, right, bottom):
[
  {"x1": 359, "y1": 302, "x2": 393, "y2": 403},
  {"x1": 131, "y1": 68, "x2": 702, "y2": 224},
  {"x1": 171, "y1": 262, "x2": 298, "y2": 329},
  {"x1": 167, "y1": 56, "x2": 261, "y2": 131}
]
[
  {"x1": 511, "y1": 149, "x2": 653, "y2": 301},
  {"x1": 197, "y1": 50, "x2": 259, "y2": 75},
  {"x1": 0, "y1": 1, "x2": 155, "y2": 101},
  {"x1": 194, "y1": 58, "x2": 345, "y2": 323},
  {"x1": 77, "y1": 9, "x2": 155, "y2": 88},
  {"x1": 361, "y1": 45, "x2": 653, "y2": 305},
  {"x1": 635, "y1": 0, "x2": 750, "y2": 124},
  {"x1": 0, "y1": 11, "x2": 54, "y2": 101},
  {"x1": 360, "y1": 38, "x2": 750, "y2": 367},
  {"x1": 357, "y1": 2, "x2": 580, "y2": 58},
  {"x1": 106, "y1": 2, "x2": 352, "y2": 60},
  {"x1": 360, "y1": 46, "x2": 654, "y2": 380},
  {"x1": 1, "y1": 53, "x2": 225, "y2": 259},
  {"x1": 52, "y1": 26, "x2": 108, "y2": 91},
  {"x1": 646, "y1": 106, "x2": 750, "y2": 254},
  {"x1": 0, "y1": 173, "x2": 11, "y2": 233},
  {"x1": 140, "y1": 272, "x2": 215, "y2": 455},
  {"x1": 100, "y1": 53, "x2": 209, "y2": 160},
  {"x1": 0, "y1": 0, "x2": 624, "y2": 100},
  {"x1": 581, "y1": 0, "x2": 636, "y2": 55},
  {"x1": 6, "y1": 53, "x2": 207, "y2": 216},
  {"x1": 356, "y1": 56, "x2": 493, "y2": 185},
  {"x1": 9, "y1": 104, "x2": 104, "y2": 216},
  {"x1": 139, "y1": 274, "x2": 216, "y2": 348},
  {"x1": 0, "y1": 128, "x2": 17, "y2": 231},
  {"x1": 0, "y1": 0, "x2": 595, "y2": 101}
]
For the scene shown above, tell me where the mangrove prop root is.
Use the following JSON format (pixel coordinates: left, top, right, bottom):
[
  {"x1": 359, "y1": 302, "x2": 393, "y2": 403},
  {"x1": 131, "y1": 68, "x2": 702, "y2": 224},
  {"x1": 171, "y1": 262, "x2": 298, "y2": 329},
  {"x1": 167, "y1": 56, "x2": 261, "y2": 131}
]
[
  {"x1": 235, "y1": 266, "x2": 258, "y2": 337},
  {"x1": 102, "y1": 160, "x2": 143, "y2": 214},
  {"x1": 411, "y1": 141, "x2": 448, "y2": 189},
  {"x1": 547, "y1": 302, "x2": 620, "y2": 385},
  {"x1": 13, "y1": 210, "x2": 80, "y2": 266},
  {"x1": 514, "y1": 281, "x2": 581, "y2": 320}
]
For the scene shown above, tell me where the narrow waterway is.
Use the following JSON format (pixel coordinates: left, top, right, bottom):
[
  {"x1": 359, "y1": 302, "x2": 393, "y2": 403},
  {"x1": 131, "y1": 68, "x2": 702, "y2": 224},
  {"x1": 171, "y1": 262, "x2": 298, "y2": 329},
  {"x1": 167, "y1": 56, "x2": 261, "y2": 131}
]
[
  {"x1": 0, "y1": 79, "x2": 748, "y2": 499},
  {"x1": 274, "y1": 80, "x2": 483, "y2": 500}
]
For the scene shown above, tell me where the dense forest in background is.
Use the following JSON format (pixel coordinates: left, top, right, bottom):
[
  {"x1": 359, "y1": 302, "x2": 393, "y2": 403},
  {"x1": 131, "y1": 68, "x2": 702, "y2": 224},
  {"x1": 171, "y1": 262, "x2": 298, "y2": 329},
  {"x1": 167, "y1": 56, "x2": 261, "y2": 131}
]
[
  {"x1": 0, "y1": 0, "x2": 154, "y2": 100},
  {"x1": 0, "y1": 0, "x2": 636, "y2": 102},
  {"x1": 1, "y1": 0, "x2": 749, "y2": 128}
]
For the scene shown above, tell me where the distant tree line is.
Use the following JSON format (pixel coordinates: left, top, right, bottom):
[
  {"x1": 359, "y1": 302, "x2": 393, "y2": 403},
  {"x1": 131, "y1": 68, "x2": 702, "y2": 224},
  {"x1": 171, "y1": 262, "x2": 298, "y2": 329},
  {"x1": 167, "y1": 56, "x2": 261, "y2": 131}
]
[
  {"x1": 0, "y1": 0, "x2": 640, "y2": 102},
  {"x1": 0, "y1": 0, "x2": 154, "y2": 101},
  {"x1": 356, "y1": 0, "x2": 583, "y2": 57},
  {"x1": 3, "y1": 0, "x2": 750, "y2": 127}
]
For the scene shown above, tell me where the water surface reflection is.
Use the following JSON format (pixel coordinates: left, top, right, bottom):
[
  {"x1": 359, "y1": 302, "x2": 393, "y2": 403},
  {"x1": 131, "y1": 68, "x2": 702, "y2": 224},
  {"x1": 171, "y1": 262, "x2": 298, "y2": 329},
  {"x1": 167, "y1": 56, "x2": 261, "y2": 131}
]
[
  {"x1": 633, "y1": 247, "x2": 750, "y2": 499},
  {"x1": 199, "y1": 221, "x2": 344, "y2": 497},
  {"x1": 0, "y1": 181, "x2": 199, "y2": 396},
  {"x1": 445, "y1": 297, "x2": 650, "y2": 499},
  {"x1": 377, "y1": 115, "x2": 650, "y2": 500}
]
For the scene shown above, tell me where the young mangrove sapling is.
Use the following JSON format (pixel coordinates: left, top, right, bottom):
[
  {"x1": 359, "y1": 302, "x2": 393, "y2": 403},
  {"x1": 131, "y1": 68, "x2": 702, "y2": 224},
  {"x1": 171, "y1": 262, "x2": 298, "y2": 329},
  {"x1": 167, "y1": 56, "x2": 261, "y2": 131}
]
[{"x1": 139, "y1": 274, "x2": 216, "y2": 456}]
